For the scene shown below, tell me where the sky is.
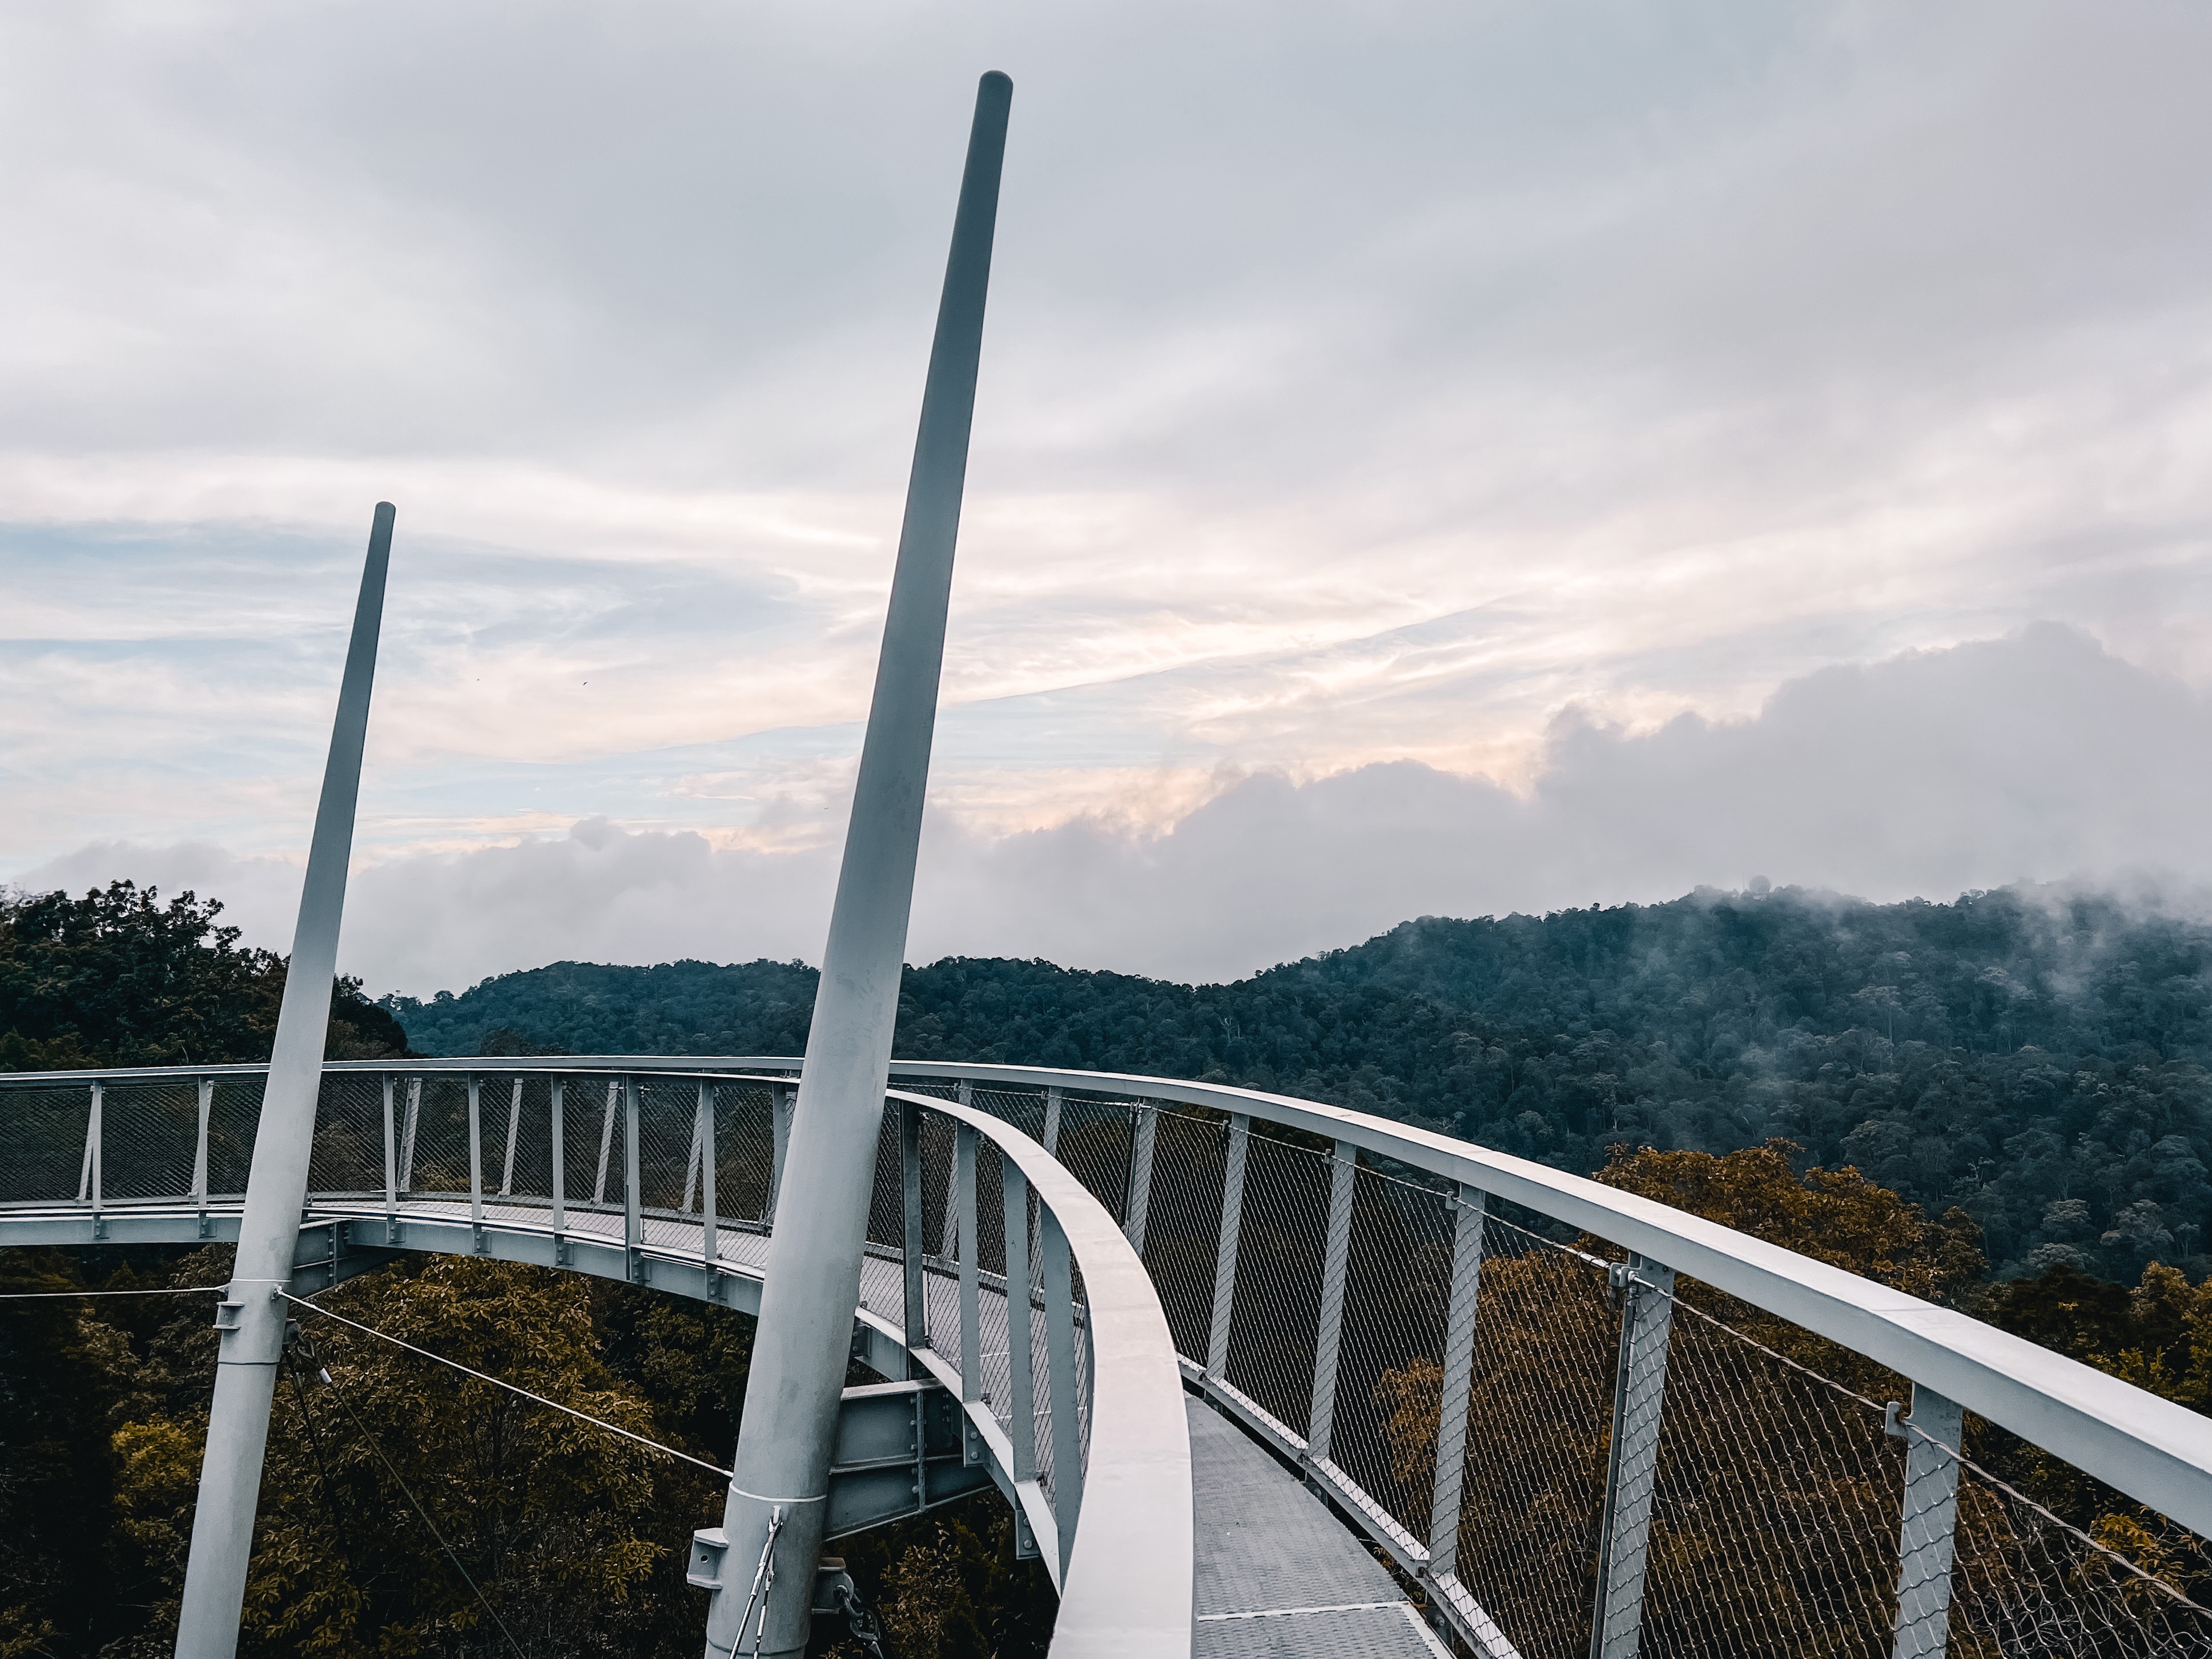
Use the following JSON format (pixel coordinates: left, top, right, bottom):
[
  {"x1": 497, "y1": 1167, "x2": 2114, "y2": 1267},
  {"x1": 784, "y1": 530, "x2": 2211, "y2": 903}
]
[{"x1": 5, "y1": 2, "x2": 2211, "y2": 994}]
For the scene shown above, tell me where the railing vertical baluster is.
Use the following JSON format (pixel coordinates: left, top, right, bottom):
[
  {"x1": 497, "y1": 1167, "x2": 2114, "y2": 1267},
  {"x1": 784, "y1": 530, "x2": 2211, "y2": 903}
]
[
  {"x1": 955, "y1": 1123, "x2": 980, "y2": 1404},
  {"x1": 901, "y1": 1098, "x2": 927, "y2": 1370},
  {"x1": 1042, "y1": 1085, "x2": 1063, "y2": 1155},
  {"x1": 699, "y1": 1080, "x2": 719, "y2": 1285},
  {"x1": 87, "y1": 1081, "x2": 104, "y2": 1238},
  {"x1": 379, "y1": 1074, "x2": 396, "y2": 1242},
  {"x1": 1891, "y1": 1385, "x2": 1965, "y2": 1659},
  {"x1": 1590, "y1": 1255, "x2": 1677, "y2": 1659},
  {"x1": 1043, "y1": 1205, "x2": 1081, "y2": 1583},
  {"x1": 466, "y1": 1075, "x2": 485, "y2": 1251},
  {"x1": 941, "y1": 1082, "x2": 971, "y2": 1257},
  {"x1": 1003, "y1": 1162, "x2": 1036, "y2": 1483},
  {"x1": 196, "y1": 1077, "x2": 215, "y2": 1239},
  {"x1": 622, "y1": 1076, "x2": 643, "y2": 1282},
  {"x1": 683, "y1": 1085, "x2": 706, "y2": 1213},
  {"x1": 400, "y1": 1077, "x2": 420, "y2": 1193},
  {"x1": 767, "y1": 1080, "x2": 795, "y2": 1222},
  {"x1": 1306, "y1": 1140, "x2": 1358, "y2": 1469},
  {"x1": 499, "y1": 1077, "x2": 522, "y2": 1196},
  {"x1": 1206, "y1": 1112, "x2": 1250, "y2": 1382},
  {"x1": 549, "y1": 1075, "x2": 566, "y2": 1257},
  {"x1": 1428, "y1": 1183, "x2": 1488, "y2": 1580},
  {"x1": 1124, "y1": 1103, "x2": 1156, "y2": 1257},
  {"x1": 593, "y1": 1080, "x2": 617, "y2": 1205},
  {"x1": 77, "y1": 1081, "x2": 96, "y2": 1201}
]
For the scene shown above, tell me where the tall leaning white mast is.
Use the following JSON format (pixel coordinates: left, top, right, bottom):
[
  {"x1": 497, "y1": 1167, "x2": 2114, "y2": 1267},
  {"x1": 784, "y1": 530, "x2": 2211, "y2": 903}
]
[
  {"x1": 700, "y1": 70, "x2": 1013, "y2": 1659},
  {"x1": 174, "y1": 504, "x2": 395, "y2": 1658}
]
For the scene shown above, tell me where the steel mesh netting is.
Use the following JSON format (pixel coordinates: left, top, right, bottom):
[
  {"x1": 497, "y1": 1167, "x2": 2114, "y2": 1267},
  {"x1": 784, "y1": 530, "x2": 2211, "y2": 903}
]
[
  {"x1": 1222, "y1": 1128, "x2": 1330, "y2": 1438},
  {"x1": 866, "y1": 1105, "x2": 904, "y2": 1250},
  {"x1": 491, "y1": 1073, "x2": 556, "y2": 1202},
  {"x1": 94, "y1": 1079, "x2": 198, "y2": 1199},
  {"x1": 561, "y1": 1077, "x2": 627, "y2": 1210},
  {"x1": 0, "y1": 1084, "x2": 96, "y2": 1203},
  {"x1": 1052, "y1": 1093, "x2": 1135, "y2": 1229},
  {"x1": 1322, "y1": 1165, "x2": 1457, "y2": 1539},
  {"x1": 709, "y1": 1080, "x2": 776, "y2": 1224},
  {"x1": 206, "y1": 1074, "x2": 264, "y2": 1197},
  {"x1": 919, "y1": 1107, "x2": 959, "y2": 1262},
  {"x1": 1136, "y1": 1108, "x2": 1229, "y2": 1364},
  {"x1": 1943, "y1": 1452, "x2": 2212, "y2": 1657},
  {"x1": 634, "y1": 1074, "x2": 696, "y2": 1215},
  {"x1": 305, "y1": 1072, "x2": 385, "y2": 1197},
  {"x1": 400, "y1": 1073, "x2": 472, "y2": 1195},
  {"x1": 967, "y1": 1085, "x2": 1048, "y2": 1146}
]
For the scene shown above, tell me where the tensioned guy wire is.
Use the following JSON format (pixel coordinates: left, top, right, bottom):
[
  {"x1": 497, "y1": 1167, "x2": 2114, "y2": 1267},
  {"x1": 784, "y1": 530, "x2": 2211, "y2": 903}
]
[
  {"x1": 0, "y1": 1286, "x2": 226, "y2": 1298},
  {"x1": 281, "y1": 1291, "x2": 733, "y2": 1479}
]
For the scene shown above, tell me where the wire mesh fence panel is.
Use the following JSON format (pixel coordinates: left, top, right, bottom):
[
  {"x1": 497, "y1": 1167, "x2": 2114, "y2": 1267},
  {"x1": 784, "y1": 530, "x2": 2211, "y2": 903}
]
[
  {"x1": 970, "y1": 1085, "x2": 1047, "y2": 1146},
  {"x1": 1630, "y1": 1293, "x2": 1905, "y2": 1659},
  {"x1": 1946, "y1": 1443, "x2": 2212, "y2": 1656},
  {"x1": 1446, "y1": 1218, "x2": 1617, "y2": 1659},
  {"x1": 496, "y1": 1074, "x2": 555, "y2": 1202},
  {"x1": 307, "y1": 1072, "x2": 385, "y2": 1197},
  {"x1": 919, "y1": 1108, "x2": 958, "y2": 1261},
  {"x1": 974, "y1": 1138, "x2": 1017, "y2": 1448},
  {"x1": 713, "y1": 1081, "x2": 775, "y2": 1225},
  {"x1": 99, "y1": 1080, "x2": 199, "y2": 1200},
  {"x1": 1137, "y1": 1109, "x2": 1228, "y2": 1365},
  {"x1": 634, "y1": 1076, "x2": 695, "y2": 1215},
  {"x1": 1223, "y1": 1130, "x2": 1330, "y2": 1438},
  {"x1": 1055, "y1": 1096, "x2": 1134, "y2": 1228},
  {"x1": 206, "y1": 1075, "x2": 264, "y2": 1197},
  {"x1": 1325, "y1": 1167, "x2": 1456, "y2": 1540},
  {"x1": 0, "y1": 1085, "x2": 95, "y2": 1203},
  {"x1": 564, "y1": 1078, "x2": 626, "y2": 1211},
  {"x1": 405, "y1": 1074, "x2": 473, "y2": 1195},
  {"x1": 866, "y1": 1106, "x2": 904, "y2": 1250}
]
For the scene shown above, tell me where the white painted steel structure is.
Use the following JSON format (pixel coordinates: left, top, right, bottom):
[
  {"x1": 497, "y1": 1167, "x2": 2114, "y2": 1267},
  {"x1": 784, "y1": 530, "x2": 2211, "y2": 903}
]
[{"x1": 6, "y1": 1053, "x2": 2209, "y2": 1657}]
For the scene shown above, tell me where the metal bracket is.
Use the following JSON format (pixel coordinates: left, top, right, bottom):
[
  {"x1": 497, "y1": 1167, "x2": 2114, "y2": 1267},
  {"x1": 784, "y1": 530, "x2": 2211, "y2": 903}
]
[{"x1": 825, "y1": 1378, "x2": 994, "y2": 1539}]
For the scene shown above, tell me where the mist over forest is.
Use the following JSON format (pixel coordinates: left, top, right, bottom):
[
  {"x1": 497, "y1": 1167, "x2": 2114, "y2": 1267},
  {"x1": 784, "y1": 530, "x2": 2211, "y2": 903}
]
[{"x1": 381, "y1": 881, "x2": 2212, "y2": 1285}]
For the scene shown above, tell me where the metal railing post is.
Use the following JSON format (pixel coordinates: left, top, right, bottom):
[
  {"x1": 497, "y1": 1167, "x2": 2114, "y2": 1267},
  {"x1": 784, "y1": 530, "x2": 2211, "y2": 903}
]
[
  {"x1": 1042, "y1": 1085, "x2": 1063, "y2": 1155},
  {"x1": 379, "y1": 1075, "x2": 396, "y2": 1242},
  {"x1": 593, "y1": 1080, "x2": 618, "y2": 1205},
  {"x1": 1124, "y1": 1104, "x2": 1156, "y2": 1257},
  {"x1": 499, "y1": 1077, "x2": 522, "y2": 1196},
  {"x1": 941, "y1": 1082, "x2": 971, "y2": 1257},
  {"x1": 1042, "y1": 1205, "x2": 1082, "y2": 1583},
  {"x1": 902, "y1": 1097, "x2": 927, "y2": 1368},
  {"x1": 1891, "y1": 1385, "x2": 1965, "y2": 1659},
  {"x1": 1590, "y1": 1256, "x2": 1677, "y2": 1659},
  {"x1": 466, "y1": 1075, "x2": 485, "y2": 1251},
  {"x1": 700, "y1": 1080, "x2": 719, "y2": 1283},
  {"x1": 623, "y1": 1076, "x2": 643, "y2": 1282},
  {"x1": 85, "y1": 1081, "x2": 104, "y2": 1238},
  {"x1": 1306, "y1": 1141, "x2": 1358, "y2": 1467},
  {"x1": 685, "y1": 1085, "x2": 707, "y2": 1213},
  {"x1": 549, "y1": 1076, "x2": 567, "y2": 1258},
  {"x1": 1206, "y1": 1112, "x2": 1250, "y2": 1382},
  {"x1": 766, "y1": 1081, "x2": 795, "y2": 1222},
  {"x1": 955, "y1": 1123, "x2": 980, "y2": 1403},
  {"x1": 399, "y1": 1077, "x2": 420, "y2": 1193},
  {"x1": 196, "y1": 1077, "x2": 215, "y2": 1239},
  {"x1": 1004, "y1": 1162, "x2": 1037, "y2": 1483},
  {"x1": 1428, "y1": 1184, "x2": 1487, "y2": 1578}
]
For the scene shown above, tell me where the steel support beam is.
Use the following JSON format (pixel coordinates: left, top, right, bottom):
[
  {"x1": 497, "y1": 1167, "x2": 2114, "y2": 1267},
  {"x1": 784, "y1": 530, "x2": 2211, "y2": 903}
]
[
  {"x1": 1206, "y1": 1113, "x2": 1250, "y2": 1382},
  {"x1": 1427, "y1": 1184, "x2": 1487, "y2": 1579},
  {"x1": 1891, "y1": 1385, "x2": 1965, "y2": 1659},
  {"x1": 1590, "y1": 1257, "x2": 1677, "y2": 1659},
  {"x1": 702, "y1": 74, "x2": 1012, "y2": 1659},
  {"x1": 175, "y1": 502, "x2": 392, "y2": 1659}
]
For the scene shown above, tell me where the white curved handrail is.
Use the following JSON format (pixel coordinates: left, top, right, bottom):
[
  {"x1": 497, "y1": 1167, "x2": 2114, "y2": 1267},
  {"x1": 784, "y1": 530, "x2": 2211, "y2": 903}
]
[{"x1": 896, "y1": 1090, "x2": 1193, "y2": 1658}]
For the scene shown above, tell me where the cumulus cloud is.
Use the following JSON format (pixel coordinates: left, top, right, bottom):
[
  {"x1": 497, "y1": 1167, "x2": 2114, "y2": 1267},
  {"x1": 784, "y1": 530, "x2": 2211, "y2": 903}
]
[{"x1": 20, "y1": 627, "x2": 2210, "y2": 992}]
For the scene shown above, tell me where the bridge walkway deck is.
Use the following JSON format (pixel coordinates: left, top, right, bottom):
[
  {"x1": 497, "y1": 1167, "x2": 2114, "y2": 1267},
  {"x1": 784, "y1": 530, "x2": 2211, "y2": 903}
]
[{"x1": 1188, "y1": 1397, "x2": 1449, "y2": 1658}]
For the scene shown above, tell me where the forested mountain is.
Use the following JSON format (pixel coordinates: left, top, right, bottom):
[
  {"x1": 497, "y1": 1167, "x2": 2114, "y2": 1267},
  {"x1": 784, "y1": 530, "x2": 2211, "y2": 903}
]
[{"x1": 386, "y1": 883, "x2": 2212, "y2": 1282}]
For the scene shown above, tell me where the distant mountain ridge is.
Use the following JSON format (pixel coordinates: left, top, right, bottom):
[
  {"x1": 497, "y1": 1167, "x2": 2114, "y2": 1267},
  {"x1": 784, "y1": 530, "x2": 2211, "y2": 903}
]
[{"x1": 381, "y1": 883, "x2": 2212, "y2": 1281}]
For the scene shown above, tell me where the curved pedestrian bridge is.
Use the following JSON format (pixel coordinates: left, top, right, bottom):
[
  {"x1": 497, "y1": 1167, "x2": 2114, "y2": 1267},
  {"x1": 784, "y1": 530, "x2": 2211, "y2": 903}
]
[{"x1": 6, "y1": 1056, "x2": 2210, "y2": 1658}]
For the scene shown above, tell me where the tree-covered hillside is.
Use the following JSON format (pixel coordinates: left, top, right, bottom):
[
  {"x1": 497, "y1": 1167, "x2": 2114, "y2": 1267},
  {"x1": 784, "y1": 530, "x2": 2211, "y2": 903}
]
[{"x1": 387, "y1": 884, "x2": 2212, "y2": 1281}]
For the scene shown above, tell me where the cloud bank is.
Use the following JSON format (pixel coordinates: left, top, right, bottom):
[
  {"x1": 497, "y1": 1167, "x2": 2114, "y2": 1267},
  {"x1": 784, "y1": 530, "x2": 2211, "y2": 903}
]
[{"x1": 22, "y1": 626, "x2": 2210, "y2": 993}]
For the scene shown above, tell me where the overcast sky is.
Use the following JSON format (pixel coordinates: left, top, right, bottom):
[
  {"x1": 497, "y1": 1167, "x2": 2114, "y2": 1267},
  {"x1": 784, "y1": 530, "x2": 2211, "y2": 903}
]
[{"x1": 6, "y1": 2, "x2": 2211, "y2": 994}]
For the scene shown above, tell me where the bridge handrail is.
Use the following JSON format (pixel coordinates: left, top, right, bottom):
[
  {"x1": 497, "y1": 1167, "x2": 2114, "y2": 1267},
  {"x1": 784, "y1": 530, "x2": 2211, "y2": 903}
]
[{"x1": 896, "y1": 1088, "x2": 1193, "y2": 1657}]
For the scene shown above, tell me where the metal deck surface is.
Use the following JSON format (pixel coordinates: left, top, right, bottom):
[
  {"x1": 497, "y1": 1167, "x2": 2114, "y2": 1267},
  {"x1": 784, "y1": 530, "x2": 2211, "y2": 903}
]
[{"x1": 1188, "y1": 1398, "x2": 1449, "y2": 1659}]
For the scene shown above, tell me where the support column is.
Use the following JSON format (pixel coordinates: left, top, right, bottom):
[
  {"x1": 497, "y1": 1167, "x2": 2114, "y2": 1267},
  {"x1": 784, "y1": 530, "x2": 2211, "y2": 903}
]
[
  {"x1": 1590, "y1": 1257, "x2": 1677, "y2": 1659},
  {"x1": 1205, "y1": 1113, "x2": 1250, "y2": 1382},
  {"x1": 1891, "y1": 1386, "x2": 1964, "y2": 1659},
  {"x1": 1306, "y1": 1142, "x2": 1357, "y2": 1467},
  {"x1": 175, "y1": 502, "x2": 393, "y2": 1659},
  {"x1": 702, "y1": 74, "x2": 1012, "y2": 1659},
  {"x1": 1427, "y1": 1185, "x2": 1487, "y2": 1578}
]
